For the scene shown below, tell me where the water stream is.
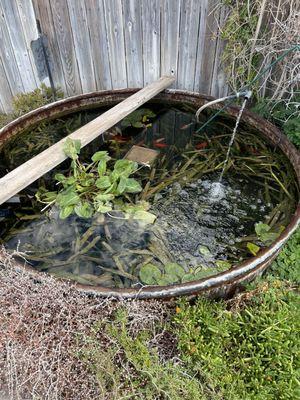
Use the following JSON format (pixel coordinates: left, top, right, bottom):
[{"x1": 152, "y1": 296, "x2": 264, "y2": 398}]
[{"x1": 210, "y1": 98, "x2": 249, "y2": 200}]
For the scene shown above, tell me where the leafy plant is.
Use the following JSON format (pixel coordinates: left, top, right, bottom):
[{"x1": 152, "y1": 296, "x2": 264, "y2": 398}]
[
  {"x1": 251, "y1": 97, "x2": 300, "y2": 148},
  {"x1": 36, "y1": 138, "x2": 156, "y2": 222},
  {"x1": 121, "y1": 108, "x2": 156, "y2": 128}
]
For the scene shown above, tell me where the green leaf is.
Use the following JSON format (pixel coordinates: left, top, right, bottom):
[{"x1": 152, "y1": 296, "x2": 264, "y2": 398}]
[
  {"x1": 199, "y1": 245, "x2": 211, "y2": 256},
  {"x1": 56, "y1": 188, "x2": 80, "y2": 207},
  {"x1": 255, "y1": 222, "x2": 281, "y2": 244},
  {"x1": 74, "y1": 202, "x2": 94, "y2": 218},
  {"x1": 157, "y1": 274, "x2": 178, "y2": 285},
  {"x1": 117, "y1": 176, "x2": 127, "y2": 194},
  {"x1": 97, "y1": 159, "x2": 107, "y2": 175},
  {"x1": 181, "y1": 273, "x2": 197, "y2": 283},
  {"x1": 132, "y1": 210, "x2": 156, "y2": 224},
  {"x1": 164, "y1": 263, "x2": 185, "y2": 279},
  {"x1": 139, "y1": 264, "x2": 161, "y2": 285},
  {"x1": 59, "y1": 205, "x2": 74, "y2": 219},
  {"x1": 114, "y1": 159, "x2": 138, "y2": 176},
  {"x1": 63, "y1": 138, "x2": 81, "y2": 160},
  {"x1": 95, "y1": 193, "x2": 114, "y2": 202},
  {"x1": 91, "y1": 151, "x2": 111, "y2": 162},
  {"x1": 95, "y1": 176, "x2": 111, "y2": 189},
  {"x1": 55, "y1": 173, "x2": 66, "y2": 182},
  {"x1": 95, "y1": 202, "x2": 112, "y2": 213},
  {"x1": 132, "y1": 121, "x2": 144, "y2": 128},
  {"x1": 65, "y1": 176, "x2": 76, "y2": 185},
  {"x1": 247, "y1": 242, "x2": 260, "y2": 256},
  {"x1": 124, "y1": 178, "x2": 142, "y2": 193},
  {"x1": 215, "y1": 260, "x2": 231, "y2": 270},
  {"x1": 255, "y1": 222, "x2": 270, "y2": 236},
  {"x1": 194, "y1": 269, "x2": 215, "y2": 280},
  {"x1": 35, "y1": 188, "x2": 57, "y2": 203}
]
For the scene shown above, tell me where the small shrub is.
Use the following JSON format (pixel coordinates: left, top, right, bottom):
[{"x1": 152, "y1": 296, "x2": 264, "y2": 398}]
[{"x1": 251, "y1": 97, "x2": 300, "y2": 148}]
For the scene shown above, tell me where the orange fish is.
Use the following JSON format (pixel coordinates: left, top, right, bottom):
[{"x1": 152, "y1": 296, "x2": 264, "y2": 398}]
[
  {"x1": 195, "y1": 141, "x2": 208, "y2": 150},
  {"x1": 153, "y1": 141, "x2": 168, "y2": 148}
]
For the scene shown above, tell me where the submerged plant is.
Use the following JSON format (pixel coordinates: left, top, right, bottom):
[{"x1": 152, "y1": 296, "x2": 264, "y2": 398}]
[{"x1": 36, "y1": 138, "x2": 156, "y2": 222}]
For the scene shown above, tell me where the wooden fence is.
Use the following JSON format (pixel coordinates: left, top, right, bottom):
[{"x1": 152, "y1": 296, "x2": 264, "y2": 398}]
[{"x1": 0, "y1": 0, "x2": 228, "y2": 113}]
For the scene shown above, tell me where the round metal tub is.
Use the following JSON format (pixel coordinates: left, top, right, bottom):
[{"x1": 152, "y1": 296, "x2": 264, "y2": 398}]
[{"x1": 0, "y1": 89, "x2": 299, "y2": 299}]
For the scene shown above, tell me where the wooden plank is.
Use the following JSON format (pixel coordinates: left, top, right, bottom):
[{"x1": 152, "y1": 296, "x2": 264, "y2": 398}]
[
  {"x1": 49, "y1": 0, "x2": 82, "y2": 95},
  {"x1": 32, "y1": 0, "x2": 67, "y2": 93},
  {"x1": 0, "y1": 3, "x2": 24, "y2": 96},
  {"x1": 84, "y1": 0, "x2": 112, "y2": 90},
  {"x1": 177, "y1": 0, "x2": 202, "y2": 91},
  {"x1": 67, "y1": 0, "x2": 96, "y2": 92},
  {"x1": 103, "y1": 0, "x2": 127, "y2": 89},
  {"x1": 141, "y1": 0, "x2": 161, "y2": 85},
  {"x1": 0, "y1": 56, "x2": 13, "y2": 113},
  {"x1": 193, "y1": 0, "x2": 208, "y2": 92},
  {"x1": 160, "y1": 0, "x2": 181, "y2": 87},
  {"x1": 1, "y1": 0, "x2": 38, "y2": 91},
  {"x1": 122, "y1": 0, "x2": 143, "y2": 87},
  {"x1": 0, "y1": 76, "x2": 175, "y2": 205}
]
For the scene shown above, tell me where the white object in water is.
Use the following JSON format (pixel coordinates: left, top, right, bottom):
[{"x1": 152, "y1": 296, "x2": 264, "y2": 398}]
[{"x1": 209, "y1": 182, "x2": 225, "y2": 201}]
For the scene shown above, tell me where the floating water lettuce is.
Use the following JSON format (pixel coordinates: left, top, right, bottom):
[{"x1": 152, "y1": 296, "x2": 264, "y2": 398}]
[{"x1": 36, "y1": 139, "x2": 155, "y2": 222}]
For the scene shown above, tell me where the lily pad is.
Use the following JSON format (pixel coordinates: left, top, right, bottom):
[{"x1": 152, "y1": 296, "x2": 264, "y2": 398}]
[
  {"x1": 139, "y1": 264, "x2": 161, "y2": 285},
  {"x1": 198, "y1": 245, "x2": 211, "y2": 256},
  {"x1": 164, "y1": 263, "x2": 185, "y2": 279}
]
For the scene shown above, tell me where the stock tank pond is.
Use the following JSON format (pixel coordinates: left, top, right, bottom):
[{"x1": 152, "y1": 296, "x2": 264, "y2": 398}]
[{"x1": 0, "y1": 90, "x2": 299, "y2": 299}]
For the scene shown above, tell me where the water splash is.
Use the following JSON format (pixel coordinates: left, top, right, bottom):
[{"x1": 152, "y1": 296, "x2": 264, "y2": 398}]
[{"x1": 210, "y1": 98, "x2": 249, "y2": 201}]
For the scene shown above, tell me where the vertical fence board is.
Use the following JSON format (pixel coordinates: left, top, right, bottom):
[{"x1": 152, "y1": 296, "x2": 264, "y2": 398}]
[
  {"x1": 85, "y1": 0, "x2": 112, "y2": 90},
  {"x1": 15, "y1": 0, "x2": 49, "y2": 87},
  {"x1": 161, "y1": 0, "x2": 180, "y2": 85},
  {"x1": 198, "y1": 0, "x2": 219, "y2": 94},
  {"x1": 122, "y1": 0, "x2": 143, "y2": 87},
  {"x1": 193, "y1": 0, "x2": 208, "y2": 92},
  {"x1": 0, "y1": 57, "x2": 13, "y2": 112},
  {"x1": 32, "y1": 0, "x2": 67, "y2": 93},
  {"x1": 0, "y1": 4, "x2": 24, "y2": 96},
  {"x1": 49, "y1": 0, "x2": 82, "y2": 95},
  {"x1": 177, "y1": 0, "x2": 202, "y2": 91},
  {"x1": 67, "y1": 0, "x2": 96, "y2": 92},
  {"x1": 1, "y1": 0, "x2": 38, "y2": 91},
  {"x1": 210, "y1": 5, "x2": 228, "y2": 97},
  {"x1": 103, "y1": 0, "x2": 127, "y2": 89},
  {"x1": 141, "y1": 0, "x2": 161, "y2": 85}
]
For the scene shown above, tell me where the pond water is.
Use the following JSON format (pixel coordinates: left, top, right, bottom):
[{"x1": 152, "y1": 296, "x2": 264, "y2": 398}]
[{"x1": 0, "y1": 104, "x2": 298, "y2": 288}]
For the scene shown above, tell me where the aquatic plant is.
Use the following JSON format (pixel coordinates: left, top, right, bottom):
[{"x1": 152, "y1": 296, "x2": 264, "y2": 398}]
[{"x1": 36, "y1": 138, "x2": 156, "y2": 222}]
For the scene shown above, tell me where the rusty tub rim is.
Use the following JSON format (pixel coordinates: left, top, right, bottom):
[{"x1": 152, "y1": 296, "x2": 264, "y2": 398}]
[{"x1": 0, "y1": 89, "x2": 299, "y2": 300}]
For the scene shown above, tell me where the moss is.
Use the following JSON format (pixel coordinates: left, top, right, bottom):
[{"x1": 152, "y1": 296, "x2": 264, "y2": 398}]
[{"x1": 174, "y1": 280, "x2": 300, "y2": 400}]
